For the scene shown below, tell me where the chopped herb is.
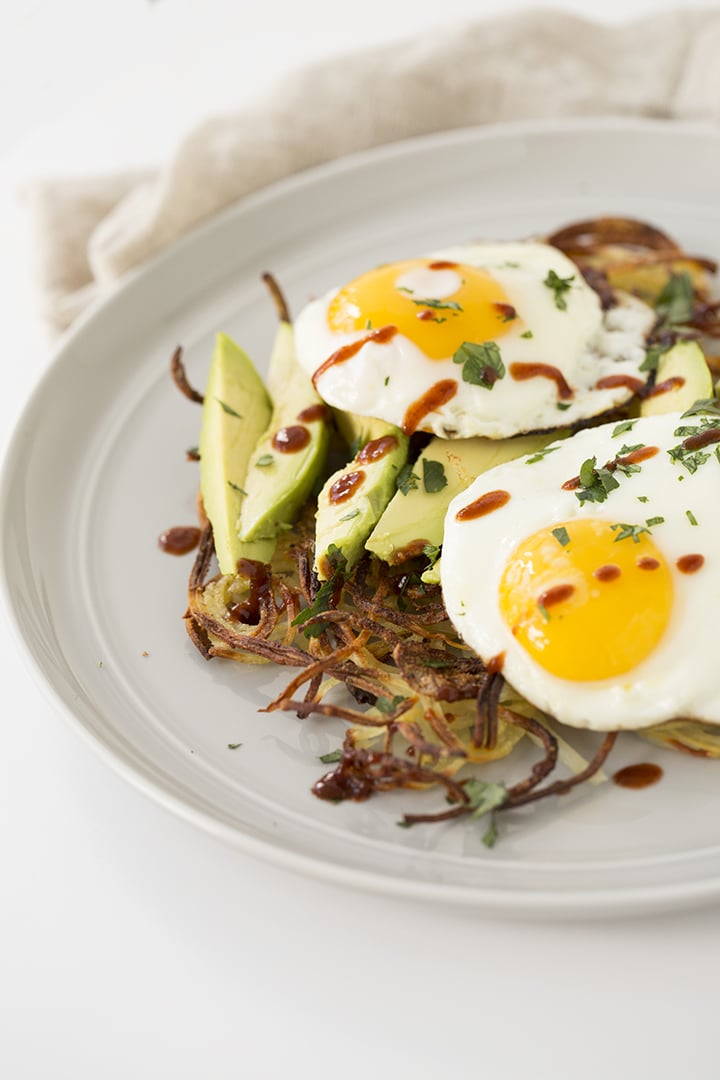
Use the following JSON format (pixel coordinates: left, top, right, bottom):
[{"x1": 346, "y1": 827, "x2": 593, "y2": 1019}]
[
  {"x1": 291, "y1": 544, "x2": 347, "y2": 637},
  {"x1": 617, "y1": 443, "x2": 644, "y2": 457},
  {"x1": 526, "y1": 445, "x2": 560, "y2": 465},
  {"x1": 227, "y1": 481, "x2": 247, "y2": 494},
  {"x1": 319, "y1": 749, "x2": 342, "y2": 764},
  {"x1": 422, "y1": 657, "x2": 453, "y2": 669},
  {"x1": 255, "y1": 454, "x2": 274, "y2": 467},
  {"x1": 640, "y1": 342, "x2": 669, "y2": 373},
  {"x1": 412, "y1": 297, "x2": 463, "y2": 312},
  {"x1": 544, "y1": 269, "x2": 575, "y2": 310},
  {"x1": 376, "y1": 694, "x2": 407, "y2": 715},
  {"x1": 611, "y1": 523, "x2": 650, "y2": 544},
  {"x1": 453, "y1": 341, "x2": 505, "y2": 389},
  {"x1": 463, "y1": 778, "x2": 508, "y2": 819},
  {"x1": 612, "y1": 420, "x2": 637, "y2": 438},
  {"x1": 396, "y1": 286, "x2": 414, "y2": 295},
  {"x1": 655, "y1": 271, "x2": 694, "y2": 325},
  {"x1": 482, "y1": 815, "x2": 498, "y2": 848},
  {"x1": 396, "y1": 463, "x2": 420, "y2": 496},
  {"x1": 667, "y1": 445, "x2": 711, "y2": 474},
  {"x1": 520, "y1": 329, "x2": 534, "y2": 339},
  {"x1": 556, "y1": 402, "x2": 572, "y2": 412},
  {"x1": 645, "y1": 516, "x2": 665, "y2": 527},
  {"x1": 423, "y1": 459, "x2": 447, "y2": 493},
  {"x1": 422, "y1": 543, "x2": 441, "y2": 568},
  {"x1": 637, "y1": 495, "x2": 649, "y2": 503},
  {"x1": 551, "y1": 526, "x2": 570, "y2": 547},
  {"x1": 681, "y1": 399, "x2": 720, "y2": 418},
  {"x1": 575, "y1": 456, "x2": 620, "y2": 504},
  {"x1": 339, "y1": 509, "x2": 361, "y2": 522},
  {"x1": 98, "y1": 660, "x2": 104, "y2": 669},
  {"x1": 216, "y1": 398, "x2": 242, "y2": 418},
  {"x1": 384, "y1": 376, "x2": 390, "y2": 386},
  {"x1": 537, "y1": 602, "x2": 551, "y2": 622},
  {"x1": 227, "y1": 742, "x2": 243, "y2": 750},
  {"x1": 365, "y1": 318, "x2": 372, "y2": 329},
  {"x1": 686, "y1": 509, "x2": 699, "y2": 526}
]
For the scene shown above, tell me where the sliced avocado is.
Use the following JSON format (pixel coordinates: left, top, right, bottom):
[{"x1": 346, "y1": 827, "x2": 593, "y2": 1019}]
[
  {"x1": 640, "y1": 340, "x2": 713, "y2": 418},
  {"x1": 366, "y1": 432, "x2": 558, "y2": 565},
  {"x1": 239, "y1": 322, "x2": 331, "y2": 541},
  {"x1": 199, "y1": 333, "x2": 275, "y2": 574},
  {"x1": 314, "y1": 421, "x2": 409, "y2": 580}
]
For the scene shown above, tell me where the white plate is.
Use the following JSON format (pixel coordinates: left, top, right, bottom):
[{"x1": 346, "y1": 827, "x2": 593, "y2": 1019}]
[{"x1": 4, "y1": 118, "x2": 720, "y2": 919}]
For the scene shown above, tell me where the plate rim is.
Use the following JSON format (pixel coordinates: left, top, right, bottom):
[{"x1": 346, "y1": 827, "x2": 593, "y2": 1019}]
[{"x1": 5, "y1": 115, "x2": 720, "y2": 918}]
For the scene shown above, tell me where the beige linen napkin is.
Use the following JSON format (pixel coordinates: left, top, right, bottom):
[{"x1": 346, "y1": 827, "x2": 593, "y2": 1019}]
[{"x1": 27, "y1": 8, "x2": 720, "y2": 333}]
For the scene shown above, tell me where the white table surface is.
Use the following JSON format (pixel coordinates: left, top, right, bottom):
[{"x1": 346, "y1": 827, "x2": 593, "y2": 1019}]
[{"x1": 3, "y1": 2, "x2": 720, "y2": 1078}]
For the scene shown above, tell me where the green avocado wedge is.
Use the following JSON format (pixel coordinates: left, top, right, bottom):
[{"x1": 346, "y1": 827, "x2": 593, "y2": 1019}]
[
  {"x1": 366, "y1": 431, "x2": 559, "y2": 566},
  {"x1": 314, "y1": 417, "x2": 409, "y2": 580},
  {"x1": 199, "y1": 333, "x2": 275, "y2": 574},
  {"x1": 239, "y1": 322, "x2": 331, "y2": 541},
  {"x1": 640, "y1": 340, "x2": 713, "y2": 417}
]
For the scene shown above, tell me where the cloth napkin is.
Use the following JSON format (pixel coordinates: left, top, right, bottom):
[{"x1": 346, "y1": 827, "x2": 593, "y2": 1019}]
[{"x1": 27, "y1": 8, "x2": 720, "y2": 333}]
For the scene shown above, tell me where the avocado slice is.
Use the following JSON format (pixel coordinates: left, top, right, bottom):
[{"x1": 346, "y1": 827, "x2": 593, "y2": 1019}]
[
  {"x1": 314, "y1": 419, "x2": 409, "y2": 580},
  {"x1": 199, "y1": 333, "x2": 275, "y2": 574},
  {"x1": 640, "y1": 340, "x2": 713, "y2": 418},
  {"x1": 239, "y1": 322, "x2": 331, "y2": 541},
  {"x1": 366, "y1": 432, "x2": 558, "y2": 566}
]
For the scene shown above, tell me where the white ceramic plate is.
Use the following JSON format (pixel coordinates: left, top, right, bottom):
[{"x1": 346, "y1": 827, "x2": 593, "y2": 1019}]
[{"x1": 4, "y1": 118, "x2": 720, "y2": 918}]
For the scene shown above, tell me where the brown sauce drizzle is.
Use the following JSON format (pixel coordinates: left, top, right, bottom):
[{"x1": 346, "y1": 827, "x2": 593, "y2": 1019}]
[
  {"x1": 227, "y1": 558, "x2": 271, "y2": 625},
  {"x1": 594, "y1": 564, "x2": 621, "y2": 582},
  {"x1": 402, "y1": 379, "x2": 458, "y2": 435},
  {"x1": 683, "y1": 428, "x2": 720, "y2": 451},
  {"x1": 296, "y1": 403, "x2": 328, "y2": 423},
  {"x1": 677, "y1": 553, "x2": 705, "y2": 574},
  {"x1": 416, "y1": 309, "x2": 436, "y2": 321},
  {"x1": 595, "y1": 374, "x2": 646, "y2": 394},
  {"x1": 510, "y1": 362, "x2": 574, "y2": 400},
  {"x1": 158, "y1": 525, "x2": 201, "y2": 555},
  {"x1": 612, "y1": 763, "x2": 663, "y2": 790},
  {"x1": 427, "y1": 260, "x2": 458, "y2": 270},
  {"x1": 329, "y1": 470, "x2": 366, "y2": 505},
  {"x1": 617, "y1": 445, "x2": 659, "y2": 465},
  {"x1": 456, "y1": 489, "x2": 511, "y2": 522},
  {"x1": 538, "y1": 583, "x2": 575, "y2": 608},
  {"x1": 356, "y1": 435, "x2": 398, "y2": 464},
  {"x1": 313, "y1": 759, "x2": 374, "y2": 802},
  {"x1": 646, "y1": 375, "x2": 686, "y2": 398},
  {"x1": 272, "y1": 425, "x2": 311, "y2": 453},
  {"x1": 312, "y1": 325, "x2": 397, "y2": 385},
  {"x1": 637, "y1": 556, "x2": 660, "y2": 571},
  {"x1": 486, "y1": 652, "x2": 506, "y2": 675},
  {"x1": 393, "y1": 538, "x2": 431, "y2": 563},
  {"x1": 494, "y1": 302, "x2": 517, "y2": 322},
  {"x1": 561, "y1": 476, "x2": 581, "y2": 491}
]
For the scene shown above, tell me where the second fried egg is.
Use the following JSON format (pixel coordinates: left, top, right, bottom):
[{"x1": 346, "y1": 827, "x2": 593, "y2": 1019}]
[{"x1": 294, "y1": 242, "x2": 655, "y2": 439}]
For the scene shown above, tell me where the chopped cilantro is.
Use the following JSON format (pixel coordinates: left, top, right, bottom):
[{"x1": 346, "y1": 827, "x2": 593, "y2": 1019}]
[
  {"x1": 544, "y1": 269, "x2": 574, "y2": 310},
  {"x1": 412, "y1": 298, "x2": 463, "y2": 312},
  {"x1": 396, "y1": 463, "x2": 420, "y2": 496},
  {"x1": 537, "y1": 602, "x2": 551, "y2": 622},
  {"x1": 637, "y1": 495, "x2": 649, "y2": 503},
  {"x1": 422, "y1": 543, "x2": 441, "y2": 568},
  {"x1": 520, "y1": 329, "x2": 534, "y2": 339},
  {"x1": 339, "y1": 509, "x2": 360, "y2": 522},
  {"x1": 655, "y1": 271, "x2": 694, "y2": 325},
  {"x1": 227, "y1": 481, "x2": 247, "y2": 494},
  {"x1": 640, "y1": 342, "x2": 669, "y2": 373},
  {"x1": 291, "y1": 544, "x2": 346, "y2": 637},
  {"x1": 617, "y1": 443, "x2": 644, "y2": 456},
  {"x1": 376, "y1": 694, "x2": 407, "y2": 715},
  {"x1": 453, "y1": 341, "x2": 505, "y2": 389},
  {"x1": 575, "y1": 456, "x2": 620, "y2": 504},
  {"x1": 463, "y1": 778, "x2": 508, "y2": 819},
  {"x1": 482, "y1": 815, "x2": 499, "y2": 848},
  {"x1": 611, "y1": 523, "x2": 650, "y2": 544},
  {"x1": 612, "y1": 420, "x2": 637, "y2": 438},
  {"x1": 686, "y1": 509, "x2": 699, "y2": 526},
  {"x1": 227, "y1": 742, "x2": 243, "y2": 750},
  {"x1": 681, "y1": 399, "x2": 720, "y2": 419},
  {"x1": 551, "y1": 526, "x2": 570, "y2": 547},
  {"x1": 319, "y1": 749, "x2": 342, "y2": 764},
  {"x1": 423, "y1": 459, "x2": 447, "y2": 493},
  {"x1": 255, "y1": 454, "x2": 274, "y2": 467},
  {"x1": 384, "y1": 376, "x2": 390, "y2": 386},
  {"x1": 556, "y1": 402, "x2": 572, "y2": 412},
  {"x1": 645, "y1": 516, "x2": 665, "y2": 527},
  {"x1": 667, "y1": 445, "x2": 711, "y2": 474},
  {"x1": 526, "y1": 445, "x2": 559, "y2": 465},
  {"x1": 216, "y1": 398, "x2": 242, "y2": 418}
]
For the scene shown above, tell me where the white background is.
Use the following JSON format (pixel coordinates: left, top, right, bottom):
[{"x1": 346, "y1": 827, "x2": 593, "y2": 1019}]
[{"x1": 2, "y1": 2, "x2": 720, "y2": 1078}]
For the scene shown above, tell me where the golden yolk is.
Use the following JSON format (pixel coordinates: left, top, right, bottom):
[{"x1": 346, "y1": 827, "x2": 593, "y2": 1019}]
[
  {"x1": 498, "y1": 519, "x2": 673, "y2": 682},
  {"x1": 327, "y1": 259, "x2": 515, "y2": 360}
]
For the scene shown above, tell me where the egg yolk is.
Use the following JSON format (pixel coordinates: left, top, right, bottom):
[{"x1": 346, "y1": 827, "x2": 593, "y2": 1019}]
[
  {"x1": 327, "y1": 259, "x2": 515, "y2": 360},
  {"x1": 498, "y1": 519, "x2": 673, "y2": 682}
]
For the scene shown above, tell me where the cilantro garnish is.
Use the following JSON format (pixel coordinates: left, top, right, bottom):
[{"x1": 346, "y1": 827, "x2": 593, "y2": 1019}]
[
  {"x1": 544, "y1": 269, "x2": 574, "y2": 310},
  {"x1": 291, "y1": 544, "x2": 347, "y2": 638},
  {"x1": 537, "y1": 602, "x2": 551, "y2": 622},
  {"x1": 686, "y1": 509, "x2": 699, "y2": 526},
  {"x1": 463, "y1": 778, "x2": 508, "y2": 819},
  {"x1": 640, "y1": 342, "x2": 670, "y2": 373},
  {"x1": 255, "y1": 454, "x2": 274, "y2": 467},
  {"x1": 482, "y1": 815, "x2": 499, "y2": 848},
  {"x1": 681, "y1": 399, "x2": 720, "y2": 419},
  {"x1": 637, "y1": 496, "x2": 649, "y2": 503},
  {"x1": 646, "y1": 516, "x2": 665, "y2": 527},
  {"x1": 376, "y1": 694, "x2": 407, "y2": 715},
  {"x1": 423, "y1": 459, "x2": 447, "y2": 494},
  {"x1": 667, "y1": 445, "x2": 711, "y2": 474},
  {"x1": 612, "y1": 420, "x2": 637, "y2": 438},
  {"x1": 611, "y1": 523, "x2": 650, "y2": 543},
  {"x1": 551, "y1": 526, "x2": 570, "y2": 547},
  {"x1": 654, "y1": 271, "x2": 694, "y2": 326},
  {"x1": 520, "y1": 330, "x2": 534, "y2": 339},
  {"x1": 396, "y1": 463, "x2": 420, "y2": 495},
  {"x1": 575, "y1": 456, "x2": 620, "y2": 504},
  {"x1": 339, "y1": 509, "x2": 360, "y2": 522},
  {"x1": 453, "y1": 341, "x2": 505, "y2": 389},
  {"x1": 422, "y1": 543, "x2": 441, "y2": 568},
  {"x1": 412, "y1": 298, "x2": 463, "y2": 312},
  {"x1": 227, "y1": 742, "x2": 243, "y2": 750},
  {"x1": 319, "y1": 749, "x2": 342, "y2": 764},
  {"x1": 227, "y1": 481, "x2": 247, "y2": 495},
  {"x1": 216, "y1": 398, "x2": 242, "y2": 418},
  {"x1": 526, "y1": 445, "x2": 559, "y2": 465}
]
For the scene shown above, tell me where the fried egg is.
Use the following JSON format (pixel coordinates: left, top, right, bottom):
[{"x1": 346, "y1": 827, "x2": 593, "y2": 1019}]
[
  {"x1": 294, "y1": 242, "x2": 655, "y2": 439},
  {"x1": 441, "y1": 410, "x2": 720, "y2": 730}
]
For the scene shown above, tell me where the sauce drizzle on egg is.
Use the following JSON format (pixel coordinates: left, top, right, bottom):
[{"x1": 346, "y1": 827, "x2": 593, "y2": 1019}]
[
  {"x1": 312, "y1": 325, "x2": 398, "y2": 386},
  {"x1": 402, "y1": 379, "x2": 458, "y2": 435},
  {"x1": 509, "y1": 362, "x2": 574, "y2": 400}
]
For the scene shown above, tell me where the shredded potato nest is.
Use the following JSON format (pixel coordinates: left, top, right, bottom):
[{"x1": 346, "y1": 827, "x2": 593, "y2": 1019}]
[{"x1": 177, "y1": 217, "x2": 720, "y2": 838}]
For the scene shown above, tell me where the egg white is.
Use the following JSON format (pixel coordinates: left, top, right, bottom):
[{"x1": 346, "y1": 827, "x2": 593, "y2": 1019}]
[
  {"x1": 294, "y1": 242, "x2": 655, "y2": 439},
  {"x1": 441, "y1": 412, "x2": 720, "y2": 731}
]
